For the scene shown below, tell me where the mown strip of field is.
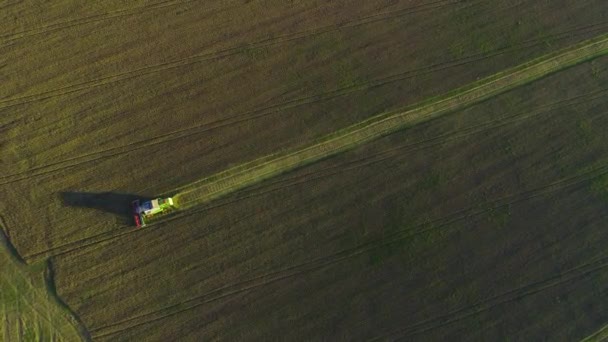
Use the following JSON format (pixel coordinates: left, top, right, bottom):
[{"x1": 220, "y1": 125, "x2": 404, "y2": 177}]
[{"x1": 174, "y1": 33, "x2": 608, "y2": 207}]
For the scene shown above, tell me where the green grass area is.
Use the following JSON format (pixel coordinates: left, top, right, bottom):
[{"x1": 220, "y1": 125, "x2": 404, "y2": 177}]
[{"x1": 0, "y1": 228, "x2": 86, "y2": 341}]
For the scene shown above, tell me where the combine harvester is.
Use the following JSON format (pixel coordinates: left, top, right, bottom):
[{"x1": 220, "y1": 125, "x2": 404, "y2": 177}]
[{"x1": 131, "y1": 197, "x2": 176, "y2": 228}]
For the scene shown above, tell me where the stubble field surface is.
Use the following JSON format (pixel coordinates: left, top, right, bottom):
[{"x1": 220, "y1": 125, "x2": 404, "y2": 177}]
[{"x1": 2, "y1": 0, "x2": 608, "y2": 340}]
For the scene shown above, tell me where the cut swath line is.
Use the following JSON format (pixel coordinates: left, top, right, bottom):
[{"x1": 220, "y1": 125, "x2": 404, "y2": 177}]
[
  {"x1": 88, "y1": 169, "x2": 608, "y2": 338},
  {"x1": 581, "y1": 322, "x2": 608, "y2": 342},
  {"x1": 171, "y1": 34, "x2": 608, "y2": 209}
]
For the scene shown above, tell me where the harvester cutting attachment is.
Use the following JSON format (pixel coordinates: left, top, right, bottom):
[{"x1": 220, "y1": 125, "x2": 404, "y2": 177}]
[
  {"x1": 132, "y1": 200, "x2": 146, "y2": 228},
  {"x1": 131, "y1": 197, "x2": 175, "y2": 228}
]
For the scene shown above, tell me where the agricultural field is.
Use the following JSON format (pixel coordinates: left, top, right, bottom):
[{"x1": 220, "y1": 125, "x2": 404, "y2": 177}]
[{"x1": 2, "y1": 0, "x2": 608, "y2": 340}]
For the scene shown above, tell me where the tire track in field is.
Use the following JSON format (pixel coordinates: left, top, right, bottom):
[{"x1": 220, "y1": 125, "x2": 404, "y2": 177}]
[
  {"x1": 0, "y1": 19, "x2": 603, "y2": 188},
  {"x1": 88, "y1": 163, "x2": 608, "y2": 339},
  {"x1": 0, "y1": 0, "x2": 466, "y2": 108},
  {"x1": 21, "y1": 86, "x2": 608, "y2": 263},
  {"x1": 0, "y1": 0, "x2": 458, "y2": 45},
  {"x1": 373, "y1": 252, "x2": 608, "y2": 340},
  {"x1": 0, "y1": 0, "x2": 200, "y2": 44},
  {"x1": 171, "y1": 34, "x2": 608, "y2": 208}
]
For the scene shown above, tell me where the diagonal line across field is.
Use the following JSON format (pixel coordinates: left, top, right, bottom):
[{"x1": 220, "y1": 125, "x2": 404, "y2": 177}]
[{"x1": 173, "y1": 33, "x2": 608, "y2": 208}]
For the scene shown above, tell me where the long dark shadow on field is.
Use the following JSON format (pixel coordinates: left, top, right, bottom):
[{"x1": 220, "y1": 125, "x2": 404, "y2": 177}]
[{"x1": 60, "y1": 192, "x2": 151, "y2": 224}]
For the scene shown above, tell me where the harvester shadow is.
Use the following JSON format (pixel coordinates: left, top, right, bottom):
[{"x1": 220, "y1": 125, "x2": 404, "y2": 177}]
[{"x1": 60, "y1": 192, "x2": 152, "y2": 225}]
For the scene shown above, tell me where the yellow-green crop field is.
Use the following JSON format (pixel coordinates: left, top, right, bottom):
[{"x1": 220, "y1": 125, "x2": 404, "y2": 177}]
[{"x1": 2, "y1": 0, "x2": 608, "y2": 340}]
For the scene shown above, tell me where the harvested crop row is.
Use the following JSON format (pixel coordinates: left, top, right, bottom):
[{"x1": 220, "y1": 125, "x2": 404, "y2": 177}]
[{"x1": 174, "y1": 33, "x2": 608, "y2": 208}]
